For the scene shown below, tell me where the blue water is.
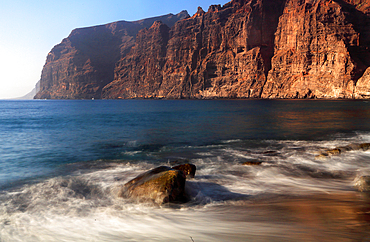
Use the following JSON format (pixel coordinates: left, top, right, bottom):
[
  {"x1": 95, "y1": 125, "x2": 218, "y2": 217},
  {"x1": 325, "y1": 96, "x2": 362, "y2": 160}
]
[
  {"x1": 2, "y1": 99, "x2": 370, "y2": 186},
  {"x1": 1, "y1": 99, "x2": 370, "y2": 241}
]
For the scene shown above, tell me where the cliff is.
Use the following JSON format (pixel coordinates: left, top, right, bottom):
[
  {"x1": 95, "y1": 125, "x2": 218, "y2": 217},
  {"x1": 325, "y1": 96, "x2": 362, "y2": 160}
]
[
  {"x1": 34, "y1": 11, "x2": 189, "y2": 99},
  {"x1": 103, "y1": 0, "x2": 286, "y2": 99},
  {"x1": 262, "y1": 0, "x2": 370, "y2": 98},
  {"x1": 35, "y1": 0, "x2": 370, "y2": 99}
]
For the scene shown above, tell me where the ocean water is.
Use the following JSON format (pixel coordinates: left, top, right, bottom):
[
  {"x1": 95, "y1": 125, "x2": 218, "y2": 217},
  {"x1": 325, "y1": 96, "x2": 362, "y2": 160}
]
[{"x1": 0, "y1": 99, "x2": 370, "y2": 241}]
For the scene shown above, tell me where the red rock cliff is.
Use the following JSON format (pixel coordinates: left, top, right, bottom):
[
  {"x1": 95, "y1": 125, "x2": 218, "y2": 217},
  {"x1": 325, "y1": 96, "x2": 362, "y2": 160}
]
[
  {"x1": 35, "y1": 0, "x2": 370, "y2": 99},
  {"x1": 103, "y1": 0, "x2": 286, "y2": 99},
  {"x1": 34, "y1": 11, "x2": 189, "y2": 99},
  {"x1": 262, "y1": 0, "x2": 370, "y2": 98}
]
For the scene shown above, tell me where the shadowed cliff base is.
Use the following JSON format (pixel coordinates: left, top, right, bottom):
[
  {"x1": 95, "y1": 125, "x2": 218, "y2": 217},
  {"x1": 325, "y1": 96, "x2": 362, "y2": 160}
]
[{"x1": 34, "y1": 0, "x2": 370, "y2": 100}]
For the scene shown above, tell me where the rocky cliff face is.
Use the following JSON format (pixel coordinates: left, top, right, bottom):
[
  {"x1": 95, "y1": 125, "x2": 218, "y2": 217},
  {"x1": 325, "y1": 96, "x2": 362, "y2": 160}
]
[
  {"x1": 103, "y1": 0, "x2": 286, "y2": 99},
  {"x1": 35, "y1": 0, "x2": 370, "y2": 99},
  {"x1": 262, "y1": 0, "x2": 370, "y2": 98},
  {"x1": 34, "y1": 11, "x2": 189, "y2": 99}
]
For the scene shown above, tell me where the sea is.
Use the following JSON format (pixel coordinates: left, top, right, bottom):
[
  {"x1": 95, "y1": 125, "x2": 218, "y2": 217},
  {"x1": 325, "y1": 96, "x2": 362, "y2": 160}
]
[{"x1": 0, "y1": 99, "x2": 370, "y2": 241}]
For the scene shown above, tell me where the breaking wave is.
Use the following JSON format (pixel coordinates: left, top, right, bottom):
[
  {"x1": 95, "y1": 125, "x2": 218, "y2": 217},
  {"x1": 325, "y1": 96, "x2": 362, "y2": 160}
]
[{"x1": 1, "y1": 133, "x2": 370, "y2": 241}]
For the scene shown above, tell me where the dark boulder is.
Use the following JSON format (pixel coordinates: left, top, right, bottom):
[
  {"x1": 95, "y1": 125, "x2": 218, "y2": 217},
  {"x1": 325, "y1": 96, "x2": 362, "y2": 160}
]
[
  {"x1": 120, "y1": 166, "x2": 187, "y2": 204},
  {"x1": 172, "y1": 163, "x2": 196, "y2": 178}
]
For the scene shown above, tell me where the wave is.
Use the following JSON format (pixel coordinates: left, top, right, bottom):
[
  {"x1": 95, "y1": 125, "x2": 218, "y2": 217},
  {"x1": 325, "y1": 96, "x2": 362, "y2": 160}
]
[{"x1": 2, "y1": 133, "x2": 370, "y2": 241}]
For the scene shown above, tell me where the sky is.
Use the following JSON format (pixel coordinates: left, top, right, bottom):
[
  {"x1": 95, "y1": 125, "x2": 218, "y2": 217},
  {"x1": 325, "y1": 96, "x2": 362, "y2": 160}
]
[{"x1": 0, "y1": 0, "x2": 225, "y2": 99}]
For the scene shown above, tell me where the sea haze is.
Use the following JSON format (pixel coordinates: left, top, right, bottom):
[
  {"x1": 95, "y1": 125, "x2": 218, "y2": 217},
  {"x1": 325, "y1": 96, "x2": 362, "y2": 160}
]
[{"x1": 1, "y1": 99, "x2": 370, "y2": 241}]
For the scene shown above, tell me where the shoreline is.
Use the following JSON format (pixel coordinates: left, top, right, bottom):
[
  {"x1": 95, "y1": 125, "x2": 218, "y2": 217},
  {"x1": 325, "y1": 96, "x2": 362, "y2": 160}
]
[{"x1": 199, "y1": 191, "x2": 370, "y2": 241}]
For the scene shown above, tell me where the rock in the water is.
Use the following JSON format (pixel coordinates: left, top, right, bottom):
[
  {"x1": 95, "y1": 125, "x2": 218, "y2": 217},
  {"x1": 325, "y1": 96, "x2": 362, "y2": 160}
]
[
  {"x1": 360, "y1": 143, "x2": 370, "y2": 151},
  {"x1": 315, "y1": 148, "x2": 341, "y2": 159},
  {"x1": 120, "y1": 166, "x2": 187, "y2": 204},
  {"x1": 315, "y1": 153, "x2": 329, "y2": 160},
  {"x1": 172, "y1": 163, "x2": 196, "y2": 178},
  {"x1": 354, "y1": 176, "x2": 370, "y2": 192},
  {"x1": 242, "y1": 160, "x2": 263, "y2": 166},
  {"x1": 326, "y1": 148, "x2": 341, "y2": 155},
  {"x1": 337, "y1": 144, "x2": 360, "y2": 152},
  {"x1": 262, "y1": 151, "x2": 279, "y2": 156},
  {"x1": 316, "y1": 143, "x2": 370, "y2": 159}
]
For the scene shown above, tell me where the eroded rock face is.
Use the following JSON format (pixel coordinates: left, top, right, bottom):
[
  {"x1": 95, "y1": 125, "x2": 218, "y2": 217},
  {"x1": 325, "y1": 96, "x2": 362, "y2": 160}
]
[
  {"x1": 102, "y1": 0, "x2": 286, "y2": 99},
  {"x1": 102, "y1": 21, "x2": 171, "y2": 99},
  {"x1": 34, "y1": 11, "x2": 189, "y2": 99},
  {"x1": 262, "y1": 0, "x2": 370, "y2": 99},
  {"x1": 35, "y1": 0, "x2": 370, "y2": 100}
]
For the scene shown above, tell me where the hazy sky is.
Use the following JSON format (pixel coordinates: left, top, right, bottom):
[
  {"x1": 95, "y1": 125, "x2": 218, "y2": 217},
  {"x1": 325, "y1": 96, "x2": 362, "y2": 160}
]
[{"x1": 0, "y1": 0, "x2": 225, "y2": 99}]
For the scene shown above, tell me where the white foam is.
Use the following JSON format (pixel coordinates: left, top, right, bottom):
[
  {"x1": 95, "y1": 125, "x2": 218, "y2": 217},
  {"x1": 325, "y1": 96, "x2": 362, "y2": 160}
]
[
  {"x1": 221, "y1": 139, "x2": 242, "y2": 143},
  {"x1": 1, "y1": 203, "x2": 302, "y2": 242},
  {"x1": 2, "y1": 135, "x2": 370, "y2": 241}
]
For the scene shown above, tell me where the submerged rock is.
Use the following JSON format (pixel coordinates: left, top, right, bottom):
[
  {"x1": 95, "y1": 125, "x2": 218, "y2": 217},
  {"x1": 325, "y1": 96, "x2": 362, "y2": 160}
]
[
  {"x1": 172, "y1": 163, "x2": 196, "y2": 178},
  {"x1": 326, "y1": 148, "x2": 341, "y2": 155},
  {"x1": 360, "y1": 143, "x2": 370, "y2": 151},
  {"x1": 242, "y1": 160, "x2": 263, "y2": 166},
  {"x1": 315, "y1": 143, "x2": 370, "y2": 159},
  {"x1": 337, "y1": 144, "x2": 360, "y2": 152},
  {"x1": 315, "y1": 148, "x2": 340, "y2": 159},
  {"x1": 315, "y1": 153, "x2": 329, "y2": 160},
  {"x1": 354, "y1": 176, "x2": 370, "y2": 192},
  {"x1": 120, "y1": 166, "x2": 187, "y2": 204},
  {"x1": 262, "y1": 151, "x2": 279, "y2": 156}
]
